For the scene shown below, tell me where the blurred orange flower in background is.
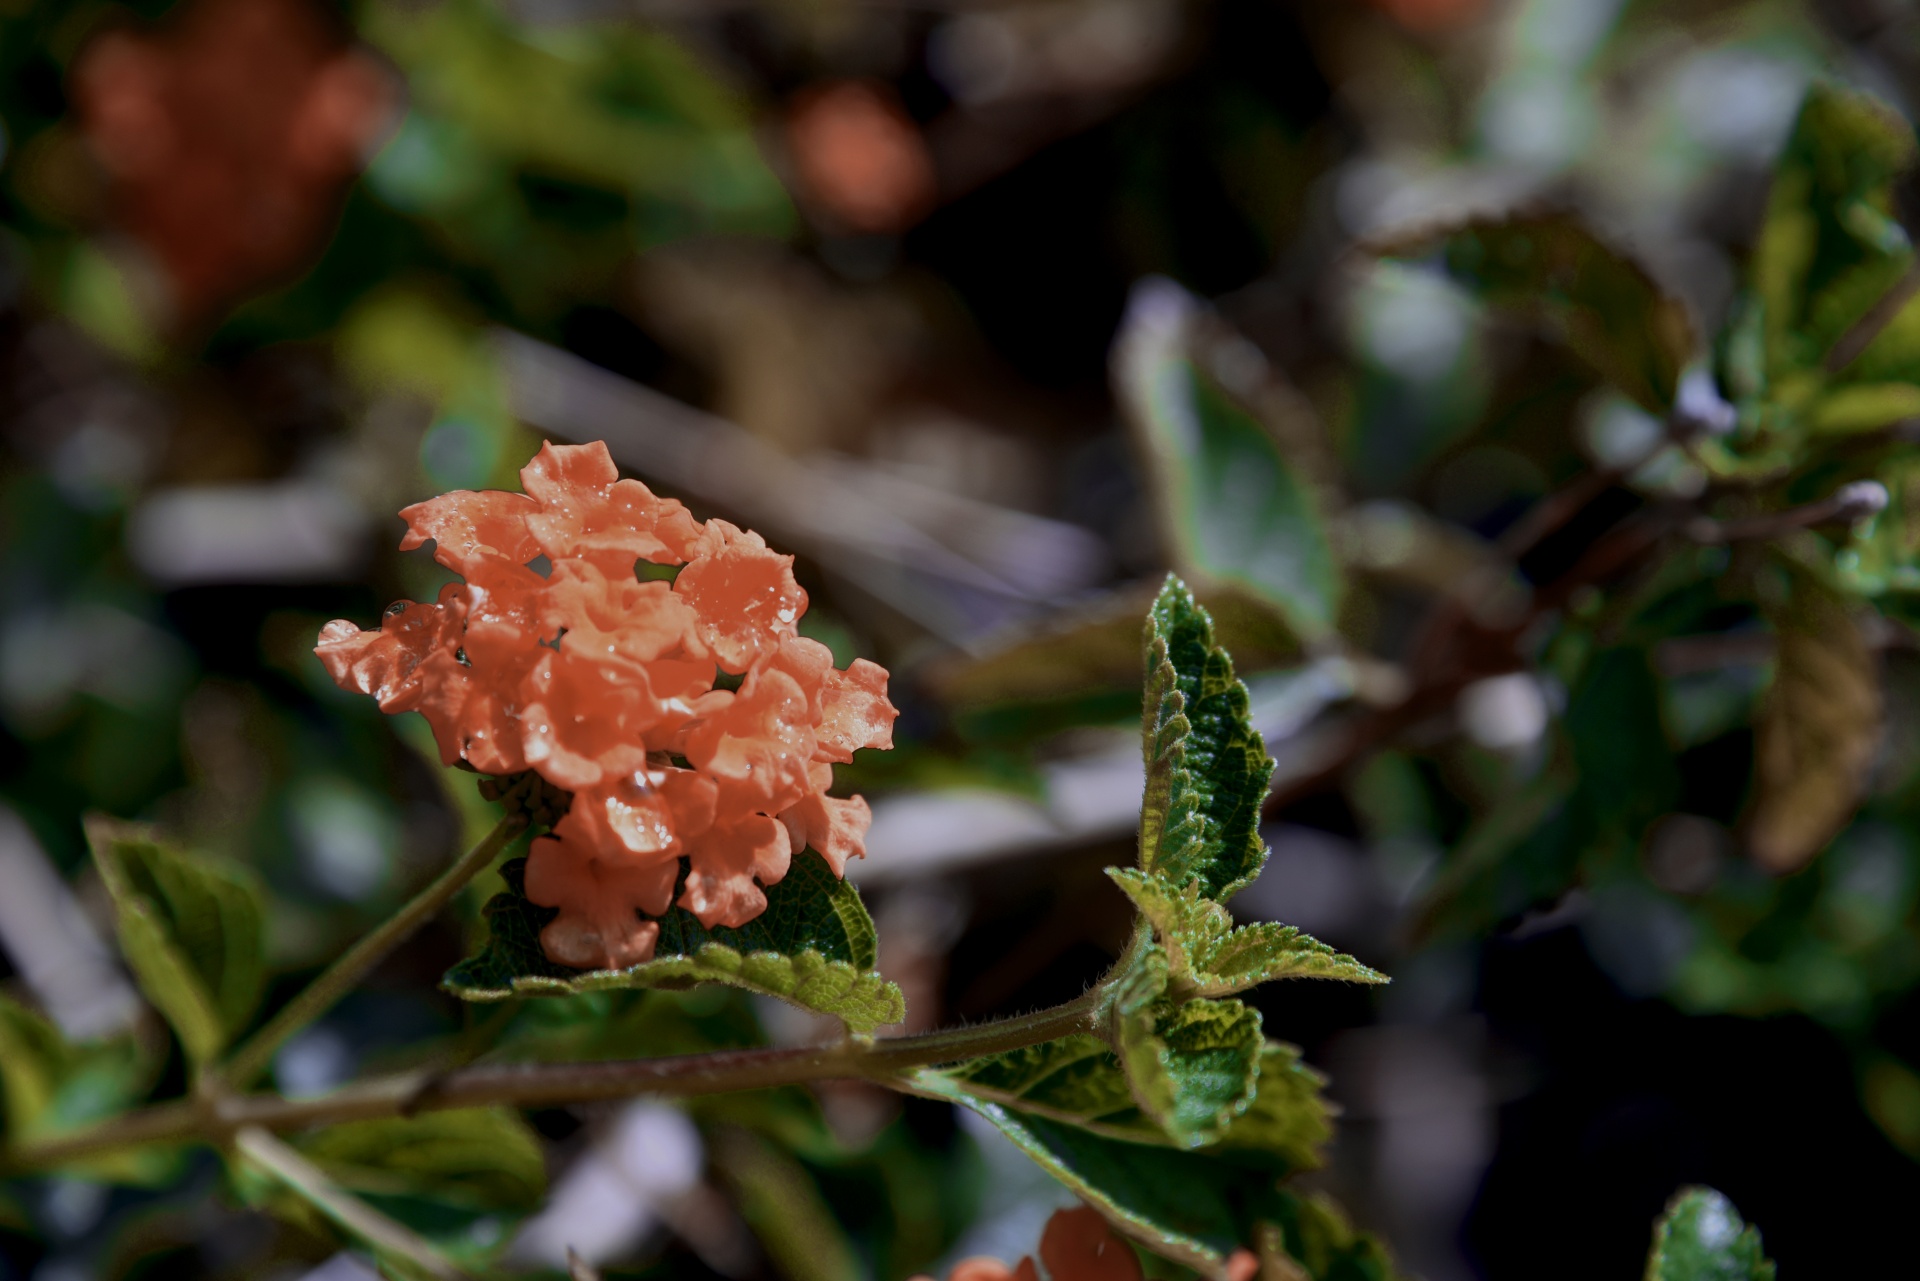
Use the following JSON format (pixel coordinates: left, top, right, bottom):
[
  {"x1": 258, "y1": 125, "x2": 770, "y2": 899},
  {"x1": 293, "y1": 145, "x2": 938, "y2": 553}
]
[
  {"x1": 70, "y1": 0, "x2": 398, "y2": 324},
  {"x1": 786, "y1": 80, "x2": 938, "y2": 235},
  {"x1": 316, "y1": 441, "x2": 897, "y2": 970}
]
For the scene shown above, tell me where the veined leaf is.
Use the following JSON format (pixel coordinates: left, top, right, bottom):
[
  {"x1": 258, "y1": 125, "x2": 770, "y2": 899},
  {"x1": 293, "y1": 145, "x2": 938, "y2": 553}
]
[
  {"x1": 1115, "y1": 980, "x2": 1263, "y2": 1148},
  {"x1": 1115, "y1": 279, "x2": 1341, "y2": 639},
  {"x1": 235, "y1": 1111, "x2": 544, "y2": 1271},
  {"x1": 933, "y1": 1034, "x2": 1333, "y2": 1176},
  {"x1": 1213, "y1": 1044, "x2": 1334, "y2": 1174},
  {"x1": 939, "y1": 1034, "x2": 1146, "y2": 1137},
  {"x1": 1139, "y1": 577, "x2": 1276, "y2": 903},
  {"x1": 232, "y1": 1116, "x2": 530, "y2": 1278},
  {"x1": 1645, "y1": 1187, "x2": 1775, "y2": 1281},
  {"x1": 1749, "y1": 576, "x2": 1879, "y2": 873},
  {"x1": 910, "y1": 1067, "x2": 1387, "y2": 1280},
  {"x1": 1378, "y1": 213, "x2": 1695, "y2": 413},
  {"x1": 1109, "y1": 870, "x2": 1385, "y2": 995},
  {"x1": 85, "y1": 818, "x2": 266, "y2": 1066},
  {"x1": 443, "y1": 852, "x2": 903, "y2": 1034},
  {"x1": 293, "y1": 1110, "x2": 547, "y2": 1215}
]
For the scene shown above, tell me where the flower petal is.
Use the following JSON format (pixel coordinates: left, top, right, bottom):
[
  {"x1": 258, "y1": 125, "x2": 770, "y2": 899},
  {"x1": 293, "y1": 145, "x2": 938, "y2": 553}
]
[
  {"x1": 314, "y1": 596, "x2": 450, "y2": 712},
  {"x1": 815, "y1": 657, "x2": 897, "y2": 763},
  {"x1": 1038, "y1": 1207, "x2": 1141, "y2": 1281},
  {"x1": 681, "y1": 668, "x2": 816, "y2": 813},
  {"x1": 524, "y1": 825, "x2": 679, "y2": 970},
  {"x1": 398, "y1": 489, "x2": 540, "y2": 579},
  {"x1": 675, "y1": 520, "x2": 807, "y2": 673},
  {"x1": 519, "y1": 439, "x2": 620, "y2": 501},
  {"x1": 778, "y1": 792, "x2": 871, "y2": 876},
  {"x1": 679, "y1": 813, "x2": 791, "y2": 928}
]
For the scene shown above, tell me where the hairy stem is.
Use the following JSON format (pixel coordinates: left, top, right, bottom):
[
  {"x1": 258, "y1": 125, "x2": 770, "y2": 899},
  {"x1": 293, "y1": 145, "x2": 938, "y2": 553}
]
[
  {"x1": 6, "y1": 987, "x2": 1104, "y2": 1174},
  {"x1": 219, "y1": 813, "x2": 529, "y2": 1090},
  {"x1": 235, "y1": 1125, "x2": 471, "y2": 1280}
]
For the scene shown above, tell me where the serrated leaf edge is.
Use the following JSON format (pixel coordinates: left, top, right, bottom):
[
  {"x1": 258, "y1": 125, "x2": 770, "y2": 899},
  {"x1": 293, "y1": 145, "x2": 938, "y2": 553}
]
[
  {"x1": 441, "y1": 941, "x2": 904, "y2": 1035},
  {"x1": 1109, "y1": 869, "x2": 1387, "y2": 995}
]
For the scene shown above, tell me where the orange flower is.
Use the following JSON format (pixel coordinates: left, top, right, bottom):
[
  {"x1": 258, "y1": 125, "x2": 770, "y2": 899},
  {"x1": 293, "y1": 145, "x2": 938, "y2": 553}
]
[
  {"x1": 913, "y1": 1207, "x2": 1145, "y2": 1281},
  {"x1": 316, "y1": 441, "x2": 898, "y2": 967},
  {"x1": 914, "y1": 1208, "x2": 1264, "y2": 1281}
]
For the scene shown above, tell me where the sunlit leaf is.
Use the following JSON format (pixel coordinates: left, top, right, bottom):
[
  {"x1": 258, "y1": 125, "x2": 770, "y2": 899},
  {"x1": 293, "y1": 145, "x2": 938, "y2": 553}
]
[
  {"x1": 1749, "y1": 575, "x2": 1880, "y2": 872},
  {"x1": 443, "y1": 852, "x2": 903, "y2": 1034},
  {"x1": 1116, "y1": 280, "x2": 1341, "y2": 639},
  {"x1": 1111, "y1": 951, "x2": 1262, "y2": 1148},
  {"x1": 1378, "y1": 213, "x2": 1695, "y2": 412},
  {"x1": 85, "y1": 818, "x2": 266, "y2": 1066},
  {"x1": 1644, "y1": 1187, "x2": 1775, "y2": 1281}
]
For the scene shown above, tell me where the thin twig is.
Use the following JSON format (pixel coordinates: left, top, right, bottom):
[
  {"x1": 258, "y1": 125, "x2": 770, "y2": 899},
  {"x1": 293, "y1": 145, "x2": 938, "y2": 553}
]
[
  {"x1": 1682, "y1": 481, "x2": 1889, "y2": 545},
  {"x1": 219, "y1": 813, "x2": 530, "y2": 1090},
  {"x1": 5, "y1": 989, "x2": 1104, "y2": 1174},
  {"x1": 235, "y1": 1125, "x2": 470, "y2": 1281}
]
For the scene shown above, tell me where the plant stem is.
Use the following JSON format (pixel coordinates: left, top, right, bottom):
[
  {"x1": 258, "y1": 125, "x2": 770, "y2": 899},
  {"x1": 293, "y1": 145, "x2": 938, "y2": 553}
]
[
  {"x1": 6, "y1": 987, "x2": 1103, "y2": 1174},
  {"x1": 219, "y1": 813, "x2": 529, "y2": 1091},
  {"x1": 235, "y1": 1125, "x2": 471, "y2": 1281}
]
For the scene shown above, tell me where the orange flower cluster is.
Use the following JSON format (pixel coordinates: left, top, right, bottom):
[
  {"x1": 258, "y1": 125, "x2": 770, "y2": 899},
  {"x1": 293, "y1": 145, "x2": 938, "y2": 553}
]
[
  {"x1": 316, "y1": 441, "x2": 897, "y2": 970},
  {"x1": 72, "y1": 0, "x2": 396, "y2": 322}
]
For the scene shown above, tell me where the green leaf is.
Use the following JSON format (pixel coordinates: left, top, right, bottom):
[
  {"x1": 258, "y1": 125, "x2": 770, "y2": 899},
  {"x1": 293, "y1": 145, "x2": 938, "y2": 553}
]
[
  {"x1": 1755, "y1": 84, "x2": 1916, "y2": 376},
  {"x1": 233, "y1": 1116, "x2": 533, "y2": 1278},
  {"x1": 443, "y1": 851, "x2": 904, "y2": 1034},
  {"x1": 1807, "y1": 380, "x2": 1920, "y2": 431},
  {"x1": 1255, "y1": 1196, "x2": 1403, "y2": 1281},
  {"x1": 1139, "y1": 577, "x2": 1277, "y2": 903},
  {"x1": 940, "y1": 1035, "x2": 1151, "y2": 1137},
  {"x1": 1114, "y1": 977, "x2": 1263, "y2": 1148},
  {"x1": 1109, "y1": 870, "x2": 1385, "y2": 996},
  {"x1": 935, "y1": 1034, "x2": 1334, "y2": 1175},
  {"x1": 0, "y1": 995, "x2": 176, "y2": 1185},
  {"x1": 1840, "y1": 458, "x2": 1920, "y2": 596},
  {"x1": 1116, "y1": 280, "x2": 1341, "y2": 639},
  {"x1": 292, "y1": 1110, "x2": 548, "y2": 1216},
  {"x1": 709, "y1": 1124, "x2": 866, "y2": 1281},
  {"x1": 1645, "y1": 1187, "x2": 1776, "y2": 1281},
  {"x1": 1212, "y1": 1043, "x2": 1335, "y2": 1174},
  {"x1": 910, "y1": 1067, "x2": 1386, "y2": 1280},
  {"x1": 1749, "y1": 575, "x2": 1880, "y2": 873},
  {"x1": 84, "y1": 818, "x2": 266, "y2": 1065},
  {"x1": 1379, "y1": 212, "x2": 1695, "y2": 412}
]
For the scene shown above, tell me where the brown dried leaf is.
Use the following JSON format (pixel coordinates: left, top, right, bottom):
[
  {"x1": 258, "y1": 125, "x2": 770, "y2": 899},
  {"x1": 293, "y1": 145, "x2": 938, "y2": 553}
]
[{"x1": 1749, "y1": 581, "x2": 1881, "y2": 872}]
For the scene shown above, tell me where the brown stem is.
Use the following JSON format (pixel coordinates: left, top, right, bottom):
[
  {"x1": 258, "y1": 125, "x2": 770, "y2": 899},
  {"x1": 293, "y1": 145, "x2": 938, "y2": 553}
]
[{"x1": 4, "y1": 989, "x2": 1103, "y2": 1174}]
